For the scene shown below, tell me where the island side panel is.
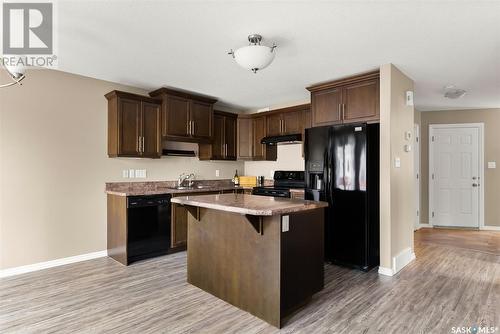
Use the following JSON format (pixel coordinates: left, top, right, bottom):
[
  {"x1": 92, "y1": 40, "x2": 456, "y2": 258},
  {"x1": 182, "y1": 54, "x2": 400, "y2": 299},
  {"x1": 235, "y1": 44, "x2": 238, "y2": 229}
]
[
  {"x1": 280, "y1": 208, "x2": 324, "y2": 317},
  {"x1": 187, "y1": 208, "x2": 282, "y2": 327}
]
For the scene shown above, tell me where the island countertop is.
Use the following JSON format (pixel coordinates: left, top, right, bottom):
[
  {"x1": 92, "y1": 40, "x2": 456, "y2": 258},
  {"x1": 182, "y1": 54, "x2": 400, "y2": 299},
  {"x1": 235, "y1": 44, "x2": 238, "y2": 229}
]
[{"x1": 171, "y1": 193, "x2": 328, "y2": 216}]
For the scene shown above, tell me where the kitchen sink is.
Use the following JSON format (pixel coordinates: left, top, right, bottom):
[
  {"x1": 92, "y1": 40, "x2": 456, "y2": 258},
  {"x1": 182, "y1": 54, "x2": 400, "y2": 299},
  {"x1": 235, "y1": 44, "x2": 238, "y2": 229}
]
[{"x1": 168, "y1": 185, "x2": 209, "y2": 190}]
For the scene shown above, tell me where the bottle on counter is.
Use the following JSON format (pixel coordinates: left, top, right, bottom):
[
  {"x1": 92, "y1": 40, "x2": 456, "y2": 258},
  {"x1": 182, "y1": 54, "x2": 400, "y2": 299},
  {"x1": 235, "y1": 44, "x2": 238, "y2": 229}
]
[{"x1": 233, "y1": 170, "x2": 240, "y2": 186}]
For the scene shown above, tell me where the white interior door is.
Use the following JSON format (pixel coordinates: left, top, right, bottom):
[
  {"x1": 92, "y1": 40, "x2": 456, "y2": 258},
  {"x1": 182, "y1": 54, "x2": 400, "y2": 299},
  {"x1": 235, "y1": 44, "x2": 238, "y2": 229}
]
[
  {"x1": 430, "y1": 125, "x2": 480, "y2": 228},
  {"x1": 414, "y1": 124, "x2": 420, "y2": 230}
]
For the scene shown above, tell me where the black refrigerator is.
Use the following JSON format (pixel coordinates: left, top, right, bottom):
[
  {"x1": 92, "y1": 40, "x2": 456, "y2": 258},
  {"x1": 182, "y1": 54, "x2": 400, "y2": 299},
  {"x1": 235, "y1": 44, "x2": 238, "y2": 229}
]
[{"x1": 305, "y1": 123, "x2": 379, "y2": 271}]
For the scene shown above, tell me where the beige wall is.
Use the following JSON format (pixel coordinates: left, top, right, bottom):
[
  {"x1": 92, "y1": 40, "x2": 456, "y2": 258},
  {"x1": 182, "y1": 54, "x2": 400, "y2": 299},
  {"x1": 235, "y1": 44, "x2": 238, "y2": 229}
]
[
  {"x1": 0, "y1": 69, "x2": 243, "y2": 270},
  {"x1": 419, "y1": 108, "x2": 500, "y2": 227},
  {"x1": 379, "y1": 64, "x2": 415, "y2": 270},
  {"x1": 244, "y1": 144, "x2": 304, "y2": 177}
]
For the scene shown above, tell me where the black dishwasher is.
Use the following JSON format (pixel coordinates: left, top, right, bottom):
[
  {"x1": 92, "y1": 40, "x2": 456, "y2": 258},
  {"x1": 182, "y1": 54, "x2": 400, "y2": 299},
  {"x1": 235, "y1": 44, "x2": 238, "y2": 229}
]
[{"x1": 127, "y1": 194, "x2": 171, "y2": 264}]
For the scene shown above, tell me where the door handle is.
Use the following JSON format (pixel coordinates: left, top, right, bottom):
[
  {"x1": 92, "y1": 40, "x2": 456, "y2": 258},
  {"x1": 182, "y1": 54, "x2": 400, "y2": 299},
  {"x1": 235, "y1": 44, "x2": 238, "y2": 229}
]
[{"x1": 472, "y1": 183, "x2": 479, "y2": 187}]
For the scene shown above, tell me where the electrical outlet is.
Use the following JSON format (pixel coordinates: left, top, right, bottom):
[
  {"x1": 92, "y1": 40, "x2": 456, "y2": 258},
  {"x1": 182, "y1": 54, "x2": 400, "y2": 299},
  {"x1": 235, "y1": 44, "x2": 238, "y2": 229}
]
[
  {"x1": 215, "y1": 169, "x2": 220, "y2": 177},
  {"x1": 128, "y1": 169, "x2": 135, "y2": 178},
  {"x1": 488, "y1": 161, "x2": 496, "y2": 169},
  {"x1": 135, "y1": 169, "x2": 146, "y2": 178},
  {"x1": 122, "y1": 170, "x2": 129, "y2": 178},
  {"x1": 394, "y1": 157, "x2": 401, "y2": 168}
]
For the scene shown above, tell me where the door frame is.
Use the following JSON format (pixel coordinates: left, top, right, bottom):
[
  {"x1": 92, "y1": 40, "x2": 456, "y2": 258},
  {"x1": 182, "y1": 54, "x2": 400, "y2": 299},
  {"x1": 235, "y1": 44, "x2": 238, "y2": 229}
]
[
  {"x1": 428, "y1": 123, "x2": 484, "y2": 229},
  {"x1": 414, "y1": 124, "x2": 420, "y2": 230}
]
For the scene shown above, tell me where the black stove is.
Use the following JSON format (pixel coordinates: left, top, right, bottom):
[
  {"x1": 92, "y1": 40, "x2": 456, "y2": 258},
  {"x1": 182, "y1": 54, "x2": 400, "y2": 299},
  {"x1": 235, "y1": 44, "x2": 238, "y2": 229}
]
[{"x1": 252, "y1": 171, "x2": 305, "y2": 198}]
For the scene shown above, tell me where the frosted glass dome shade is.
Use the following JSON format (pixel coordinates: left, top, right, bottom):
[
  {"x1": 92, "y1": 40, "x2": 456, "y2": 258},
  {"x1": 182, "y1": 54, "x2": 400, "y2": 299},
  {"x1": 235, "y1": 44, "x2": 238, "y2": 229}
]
[
  {"x1": 234, "y1": 45, "x2": 276, "y2": 73},
  {"x1": 5, "y1": 63, "x2": 26, "y2": 79}
]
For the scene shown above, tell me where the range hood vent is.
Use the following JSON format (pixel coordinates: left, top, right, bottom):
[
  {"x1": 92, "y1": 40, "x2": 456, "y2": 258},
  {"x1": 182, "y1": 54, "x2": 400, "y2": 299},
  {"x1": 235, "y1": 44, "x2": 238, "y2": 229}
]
[
  {"x1": 162, "y1": 149, "x2": 196, "y2": 157},
  {"x1": 261, "y1": 134, "x2": 302, "y2": 145}
]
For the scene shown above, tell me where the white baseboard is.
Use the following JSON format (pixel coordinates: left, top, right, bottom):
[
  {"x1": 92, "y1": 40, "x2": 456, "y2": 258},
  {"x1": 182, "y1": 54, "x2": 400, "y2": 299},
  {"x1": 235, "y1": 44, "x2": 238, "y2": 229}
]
[
  {"x1": 378, "y1": 247, "x2": 416, "y2": 277},
  {"x1": 393, "y1": 247, "x2": 416, "y2": 273},
  {"x1": 415, "y1": 224, "x2": 433, "y2": 230},
  {"x1": 378, "y1": 266, "x2": 394, "y2": 276},
  {"x1": 0, "y1": 250, "x2": 107, "y2": 278},
  {"x1": 480, "y1": 225, "x2": 500, "y2": 231}
]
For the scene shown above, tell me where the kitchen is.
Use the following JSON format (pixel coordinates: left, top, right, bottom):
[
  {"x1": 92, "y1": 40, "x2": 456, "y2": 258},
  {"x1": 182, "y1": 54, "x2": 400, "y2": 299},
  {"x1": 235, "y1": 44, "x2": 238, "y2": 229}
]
[
  {"x1": 102, "y1": 69, "x2": 381, "y2": 327},
  {"x1": 1, "y1": 2, "x2": 499, "y2": 333}
]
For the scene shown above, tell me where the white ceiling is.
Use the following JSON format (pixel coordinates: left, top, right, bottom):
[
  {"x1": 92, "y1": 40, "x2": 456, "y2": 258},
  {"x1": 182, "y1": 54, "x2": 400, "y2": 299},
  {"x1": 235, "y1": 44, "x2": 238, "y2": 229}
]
[{"x1": 54, "y1": 1, "x2": 500, "y2": 111}]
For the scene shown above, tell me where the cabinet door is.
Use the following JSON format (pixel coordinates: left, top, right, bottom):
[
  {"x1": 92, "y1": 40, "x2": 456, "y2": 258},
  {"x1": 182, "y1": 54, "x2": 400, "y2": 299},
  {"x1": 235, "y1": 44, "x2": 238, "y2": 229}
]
[
  {"x1": 118, "y1": 98, "x2": 141, "y2": 156},
  {"x1": 342, "y1": 79, "x2": 380, "y2": 123},
  {"x1": 190, "y1": 101, "x2": 212, "y2": 140},
  {"x1": 171, "y1": 203, "x2": 188, "y2": 248},
  {"x1": 212, "y1": 114, "x2": 225, "y2": 160},
  {"x1": 311, "y1": 87, "x2": 342, "y2": 127},
  {"x1": 237, "y1": 117, "x2": 253, "y2": 160},
  {"x1": 266, "y1": 113, "x2": 282, "y2": 136},
  {"x1": 171, "y1": 191, "x2": 221, "y2": 249},
  {"x1": 141, "y1": 102, "x2": 161, "y2": 158},
  {"x1": 252, "y1": 116, "x2": 266, "y2": 160},
  {"x1": 282, "y1": 110, "x2": 302, "y2": 135},
  {"x1": 224, "y1": 116, "x2": 237, "y2": 160},
  {"x1": 165, "y1": 96, "x2": 190, "y2": 138}
]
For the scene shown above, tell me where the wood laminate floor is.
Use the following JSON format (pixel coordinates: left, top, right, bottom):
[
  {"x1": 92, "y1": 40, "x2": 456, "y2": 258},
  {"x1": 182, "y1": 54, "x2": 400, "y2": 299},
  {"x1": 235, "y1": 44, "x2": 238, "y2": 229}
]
[{"x1": 1, "y1": 228, "x2": 499, "y2": 334}]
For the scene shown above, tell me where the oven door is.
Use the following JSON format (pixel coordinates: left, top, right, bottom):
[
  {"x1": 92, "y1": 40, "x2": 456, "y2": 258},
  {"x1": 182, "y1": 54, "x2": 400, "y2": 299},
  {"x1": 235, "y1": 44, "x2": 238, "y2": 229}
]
[{"x1": 252, "y1": 188, "x2": 291, "y2": 198}]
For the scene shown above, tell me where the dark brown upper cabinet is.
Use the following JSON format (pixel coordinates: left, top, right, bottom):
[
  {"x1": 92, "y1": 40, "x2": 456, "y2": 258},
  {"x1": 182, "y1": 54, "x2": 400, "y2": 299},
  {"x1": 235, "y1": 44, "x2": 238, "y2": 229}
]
[
  {"x1": 149, "y1": 88, "x2": 216, "y2": 143},
  {"x1": 237, "y1": 116, "x2": 254, "y2": 160},
  {"x1": 307, "y1": 70, "x2": 380, "y2": 127},
  {"x1": 106, "y1": 91, "x2": 161, "y2": 158},
  {"x1": 199, "y1": 111, "x2": 237, "y2": 161},
  {"x1": 236, "y1": 114, "x2": 276, "y2": 161},
  {"x1": 265, "y1": 104, "x2": 309, "y2": 136}
]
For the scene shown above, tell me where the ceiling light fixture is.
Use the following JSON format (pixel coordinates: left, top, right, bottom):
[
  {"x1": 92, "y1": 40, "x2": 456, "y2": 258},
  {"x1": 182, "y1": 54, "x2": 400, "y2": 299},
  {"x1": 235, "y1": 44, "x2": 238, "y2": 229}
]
[
  {"x1": 228, "y1": 34, "x2": 277, "y2": 73},
  {"x1": 444, "y1": 85, "x2": 466, "y2": 99},
  {"x1": 1, "y1": 63, "x2": 26, "y2": 88}
]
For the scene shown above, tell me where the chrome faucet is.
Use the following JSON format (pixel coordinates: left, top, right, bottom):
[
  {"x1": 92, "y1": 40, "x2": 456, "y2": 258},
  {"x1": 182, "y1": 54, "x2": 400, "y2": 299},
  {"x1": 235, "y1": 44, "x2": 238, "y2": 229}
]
[{"x1": 178, "y1": 173, "x2": 195, "y2": 187}]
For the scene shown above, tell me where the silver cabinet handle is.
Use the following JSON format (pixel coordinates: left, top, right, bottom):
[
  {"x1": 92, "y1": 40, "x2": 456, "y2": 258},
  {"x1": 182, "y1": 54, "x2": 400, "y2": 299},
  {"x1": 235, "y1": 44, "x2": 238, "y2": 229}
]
[
  {"x1": 338, "y1": 104, "x2": 341, "y2": 120},
  {"x1": 191, "y1": 121, "x2": 195, "y2": 136},
  {"x1": 138, "y1": 136, "x2": 142, "y2": 153},
  {"x1": 142, "y1": 136, "x2": 145, "y2": 153},
  {"x1": 187, "y1": 121, "x2": 190, "y2": 135},
  {"x1": 342, "y1": 104, "x2": 346, "y2": 120}
]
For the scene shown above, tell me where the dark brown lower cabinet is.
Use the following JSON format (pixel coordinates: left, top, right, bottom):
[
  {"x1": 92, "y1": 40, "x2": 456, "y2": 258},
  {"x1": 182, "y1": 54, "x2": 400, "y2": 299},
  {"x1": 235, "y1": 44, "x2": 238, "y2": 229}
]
[{"x1": 171, "y1": 191, "x2": 221, "y2": 249}]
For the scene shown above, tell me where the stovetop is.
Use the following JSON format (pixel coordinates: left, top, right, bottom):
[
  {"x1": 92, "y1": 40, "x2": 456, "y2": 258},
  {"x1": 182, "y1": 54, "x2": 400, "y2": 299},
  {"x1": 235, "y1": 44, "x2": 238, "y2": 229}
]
[{"x1": 252, "y1": 171, "x2": 305, "y2": 198}]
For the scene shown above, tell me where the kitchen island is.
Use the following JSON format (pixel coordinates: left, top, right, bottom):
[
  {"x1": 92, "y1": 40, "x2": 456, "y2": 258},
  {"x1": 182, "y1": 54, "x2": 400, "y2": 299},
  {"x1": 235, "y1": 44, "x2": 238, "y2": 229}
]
[{"x1": 171, "y1": 193, "x2": 328, "y2": 328}]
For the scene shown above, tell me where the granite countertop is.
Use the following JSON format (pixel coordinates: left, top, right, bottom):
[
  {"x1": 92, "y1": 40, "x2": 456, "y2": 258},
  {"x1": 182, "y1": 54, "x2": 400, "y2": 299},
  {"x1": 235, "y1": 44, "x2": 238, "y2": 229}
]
[
  {"x1": 105, "y1": 180, "x2": 270, "y2": 196},
  {"x1": 171, "y1": 193, "x2": 328, "y2": 216}
]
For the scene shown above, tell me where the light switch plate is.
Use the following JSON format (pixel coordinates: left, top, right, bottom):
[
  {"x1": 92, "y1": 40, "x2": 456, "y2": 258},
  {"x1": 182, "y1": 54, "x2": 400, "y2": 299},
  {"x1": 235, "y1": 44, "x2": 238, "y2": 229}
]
[
  {"x1": 394, "y1": 157, "x2": 401, "y2": 168},
  {"x1": 128, "y1": 169, "x2": 135, "y2": 178},
  {"x1": 282, "y1": 215, "x2": 289, "y2": 232},
  {"x1": 122, "y1": 170, "x2": 129, "y2": 178},
  {"x1": 215, "y1": 169, "x2": 220, "y2": 177},
  {"x1": 488, "y1": 161, "x2": 496, "y2": 169}
]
